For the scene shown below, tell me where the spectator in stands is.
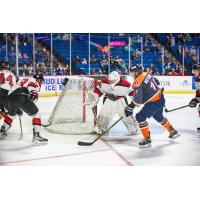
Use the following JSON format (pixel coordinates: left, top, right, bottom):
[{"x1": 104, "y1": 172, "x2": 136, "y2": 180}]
[
  {"x1": 164, "y1": 63, "x2": 172, "y2": 75},
  {"x1": 132, "y1": 48, "x2": 141, "y2": 60},
  {"x1": 154, "y1": 71, "x2": 160, "y2": 76},
  {"x1": 98, "y1": 69, "x2": 104, "y2": 75},
  {"x1": 19, "y1": 64, "x2": 29, "y2": 76},
  {"x1": 190, "y1": 46, "x2": 197, "y2": 56},
  {"x1": 28, "y1": 64, "x2": 33, "y2": 75},
  {"x1": 113, "y1": 56, "x2": 121, "y2": 68},
  {"x1": 81, "y1": 58, "x2": 87, "y2": 64},
  {"x1": 184, "y1": 47, "x2": 190, "y2": 57},
  {"x1": 74, "y1": 55, "x2": 81, "y2": 65},
  {"x1": 176, "y1": 67, "x2": 184, "y2": 76},
  {"x1": 170, "y1": 68, "x2": 176, "y2": 76},
  {"x1": 170, "y1": 36, "x2": 175, "y2": 46},
  {"x1": 149, "y1": 64, "x2": 155, "y2": 74},
  {"x1": 90, "y1": 54, "x2": 97, "y2": 64},
  {"x1": 114, "y1": 66, "x2": 122, "y2": 75},
  {"x1": 191, "y1": 54, "x2": 198, "y2": 66},
  {"x1": 90, "y1": 68, "x2": 96, "y2": 75},
  {"x1": 100, "y1": 54, "x2": 109, "y2": 73},
  {"x1": 175, "y1": 64, "x2": 181, "y2": 74},
  {"x1": 56, "y1": 64, "x2": 64, "y2": 75},
  {"x1": 124, "y1": 67, "x2": 129, "y2": 75}
]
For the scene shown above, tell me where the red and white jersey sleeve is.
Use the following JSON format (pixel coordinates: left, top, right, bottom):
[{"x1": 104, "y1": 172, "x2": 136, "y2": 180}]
[
  {"x1": 195, "y1": 76, "x2": 200, "y2": 98},
  {"x1": 94, "y1": 77, "x2": 134, "y2": 98},
  {"x1": 18, "y1": 77, "x2": 41, "y2": 96},
  {"x1": 0, "y1": 70, "x2": 17, "y2": 91}
]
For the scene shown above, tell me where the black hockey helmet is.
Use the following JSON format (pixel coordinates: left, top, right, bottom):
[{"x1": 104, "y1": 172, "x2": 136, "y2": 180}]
[
  {"x1": 33, "y1": 73, "x2": 44, "y2": 81},
  {"x1": 130, "y1": 64, "x2": 143, "y2": 75},
  {"x1": 192, "y1": 64, "x2": 200, "y2": 71},
  {"x1": 0, "y1": 60, "x2": 9, "y2": 70}
]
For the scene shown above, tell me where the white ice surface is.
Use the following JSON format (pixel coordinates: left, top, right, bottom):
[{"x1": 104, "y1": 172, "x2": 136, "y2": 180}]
[{"x1": 0, "y1": 94, "x2": 200, "y2": 166}]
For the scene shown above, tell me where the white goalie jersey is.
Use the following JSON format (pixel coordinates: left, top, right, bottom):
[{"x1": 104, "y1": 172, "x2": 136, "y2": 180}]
[{"x1": 93, "y1": 76, "x2": 139, "y2": 135}]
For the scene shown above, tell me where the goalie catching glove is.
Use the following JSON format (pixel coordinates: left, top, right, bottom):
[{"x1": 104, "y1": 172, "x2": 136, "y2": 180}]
[
  {"x1": 189, "y1": 98, "x2": 199, "y2": 108},
  {"x1": 125, "y1": 102, "x2": 135, "y2": 117}
]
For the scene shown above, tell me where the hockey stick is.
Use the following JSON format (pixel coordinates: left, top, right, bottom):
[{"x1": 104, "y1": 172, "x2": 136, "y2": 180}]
[
  {"x1": 164, "y1": 104, "x2": 189, "y2": 113},
  {"x1": 78, "y1": 116, "x2": 123, "y2": 146},
  {"x1": 18, "y1": 116, "x2": 23, "y2": 140}
]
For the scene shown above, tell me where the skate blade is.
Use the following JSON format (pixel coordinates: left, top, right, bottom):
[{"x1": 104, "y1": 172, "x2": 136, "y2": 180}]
[
  {"x1": 0, "y1": 135, "x2": 7, "y2": 140},
  {"x1": 138, "y1": 143, "x2": 152, "y2": 148},
  {"x1": 32, "y1": 141, "x2": 48, "y2": 146},
  {"x1": 170, "y1": 133, "x2": 181, "y2": 140}
]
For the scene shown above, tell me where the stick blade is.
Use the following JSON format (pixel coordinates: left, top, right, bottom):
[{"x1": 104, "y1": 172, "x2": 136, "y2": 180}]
[{"x1": 78, "y1": 141, "x2": 92, "y2": 146}]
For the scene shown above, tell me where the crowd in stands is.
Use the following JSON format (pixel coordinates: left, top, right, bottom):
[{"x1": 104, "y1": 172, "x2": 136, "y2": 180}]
[{"x1": 1, "y1": 33, "x2": 200, "y2": 76}]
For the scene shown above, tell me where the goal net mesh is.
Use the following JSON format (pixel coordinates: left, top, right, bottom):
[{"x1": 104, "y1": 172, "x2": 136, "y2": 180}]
[{"x1": 46, "y1": 76, "x2": 96, "y2": 134}]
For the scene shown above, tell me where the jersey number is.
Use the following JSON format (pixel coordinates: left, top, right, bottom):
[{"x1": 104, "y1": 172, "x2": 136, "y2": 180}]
[
  {"x1": 0, "y1": 73, "x2": 14, "y2": 87},
  {"x1": 150, "y1": 81, "x2": 157, "y2": 91}
]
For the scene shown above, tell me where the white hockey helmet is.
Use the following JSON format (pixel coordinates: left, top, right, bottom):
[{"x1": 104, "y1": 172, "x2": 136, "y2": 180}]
[{"x1": 108, "y1": 71, "x2": 120, "y2": 86}]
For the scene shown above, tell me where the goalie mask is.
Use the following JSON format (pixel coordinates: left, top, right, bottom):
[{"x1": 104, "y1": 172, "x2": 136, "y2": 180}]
[{"x1": 108, "y1": 71, "x2": 120, "y2": 89}]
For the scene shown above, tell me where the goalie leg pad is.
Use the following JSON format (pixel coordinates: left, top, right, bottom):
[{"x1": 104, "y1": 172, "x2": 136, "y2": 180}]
[
  {"x1": 116, "y1": 98, "x2": 139, "y2": 134},
  {"x1": 97, "y1": 99, "x2": 117, "y2": 133}
]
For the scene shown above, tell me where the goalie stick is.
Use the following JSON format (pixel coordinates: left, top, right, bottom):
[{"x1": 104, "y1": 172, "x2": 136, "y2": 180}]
[
  {"x1": 78, "y1": 116, "x2": 123, "y2": 146},
  {"x1": 164, "y1": 104, "x2": 189, "y2": 113}
]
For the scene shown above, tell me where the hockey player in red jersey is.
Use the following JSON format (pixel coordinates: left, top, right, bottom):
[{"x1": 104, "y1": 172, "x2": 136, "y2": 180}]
[
  {"x1": 0, "y1": 72, "x2": 48, "y2": 145},
  {"x1": 88, "y1": 71, "x2": 139, "y2": 135},
  {"x1": 124, "y1": 64, "x2": 179, "y2": 147},
  {"x1": 189, "y1": 64, "x2": 200, "y2": 132}
]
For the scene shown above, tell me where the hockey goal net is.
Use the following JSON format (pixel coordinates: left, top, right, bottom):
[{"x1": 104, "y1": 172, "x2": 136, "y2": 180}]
[{"x1": 46, "y1": 76, "x2": 97, "y2": 134}]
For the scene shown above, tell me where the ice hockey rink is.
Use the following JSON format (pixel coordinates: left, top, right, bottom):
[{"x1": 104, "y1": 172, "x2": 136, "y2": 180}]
[{"x1": 0, "y1": 93, "x2": 200, "y2": 166}]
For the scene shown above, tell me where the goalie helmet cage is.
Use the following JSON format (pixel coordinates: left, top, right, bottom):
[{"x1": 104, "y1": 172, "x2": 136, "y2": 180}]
[{"x1": 46, "y1": 76, "x2": 96, "y2": 134}]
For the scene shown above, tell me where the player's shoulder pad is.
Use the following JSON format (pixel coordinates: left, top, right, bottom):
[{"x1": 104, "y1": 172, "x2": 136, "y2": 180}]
[
  {"x1": 101, "y1": 77, "x2": 109, "y2": 84},
  {"x1": 133, "y1": 72, "x2": 148, "y2": 89},
  {"x1": 118, "y1": 77, "x2": 131, "y2": 87}
]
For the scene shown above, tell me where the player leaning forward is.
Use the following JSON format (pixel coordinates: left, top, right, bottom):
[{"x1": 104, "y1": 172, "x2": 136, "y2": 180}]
[
  {"x1": 189, "y1": 64, "x2": 200, "y2": 132},
  {"x1": 89, "y1": 71, "x2": 139, "y2": 135},
  {"x1": 124, "y1": 64, "x2": 179, "y2": 147},
  {"x1": 0, "y1": 71, "x2": 48, "y2": 144}
]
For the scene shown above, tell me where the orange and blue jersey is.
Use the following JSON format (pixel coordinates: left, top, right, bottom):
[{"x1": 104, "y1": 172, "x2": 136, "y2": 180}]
[{"x1": 133, "y1": 72, "x2": 161, "y2": 105}]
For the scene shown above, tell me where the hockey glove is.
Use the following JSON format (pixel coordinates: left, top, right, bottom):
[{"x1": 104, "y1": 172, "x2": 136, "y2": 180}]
[
  {"x1": 28, "y1": 94, "x2": 38, "y2": 102},
  {"x1": 62, "y1": 77, "x2": 69, "y2": 86},
  {"x1": 125, "y1": 102, "x2": 135, "y2": 117},
  {"x1": 189, "y1": 98, "x2": 199, "y2": 108},
  {"x1": 14, "y1": 108, "x2": 23, "y2": 116},
  {"x1": 104, "y1": 93, "x2": 118, "y2": 101}
]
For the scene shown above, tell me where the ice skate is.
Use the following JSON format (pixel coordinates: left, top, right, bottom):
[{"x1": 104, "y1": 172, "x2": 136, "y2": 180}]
[
  {"x1": 32, "y1": 132, "x2": 48, "y2": 145},
  {"x1": 169, "y1": 127, "x2": 180, "y2": 139},
  {"x1": 0, "y1": 126, "x2": 7, "y2": 140},
  {"x1": 138, "y1": 137, "x2": 151, "y2": 148}
]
